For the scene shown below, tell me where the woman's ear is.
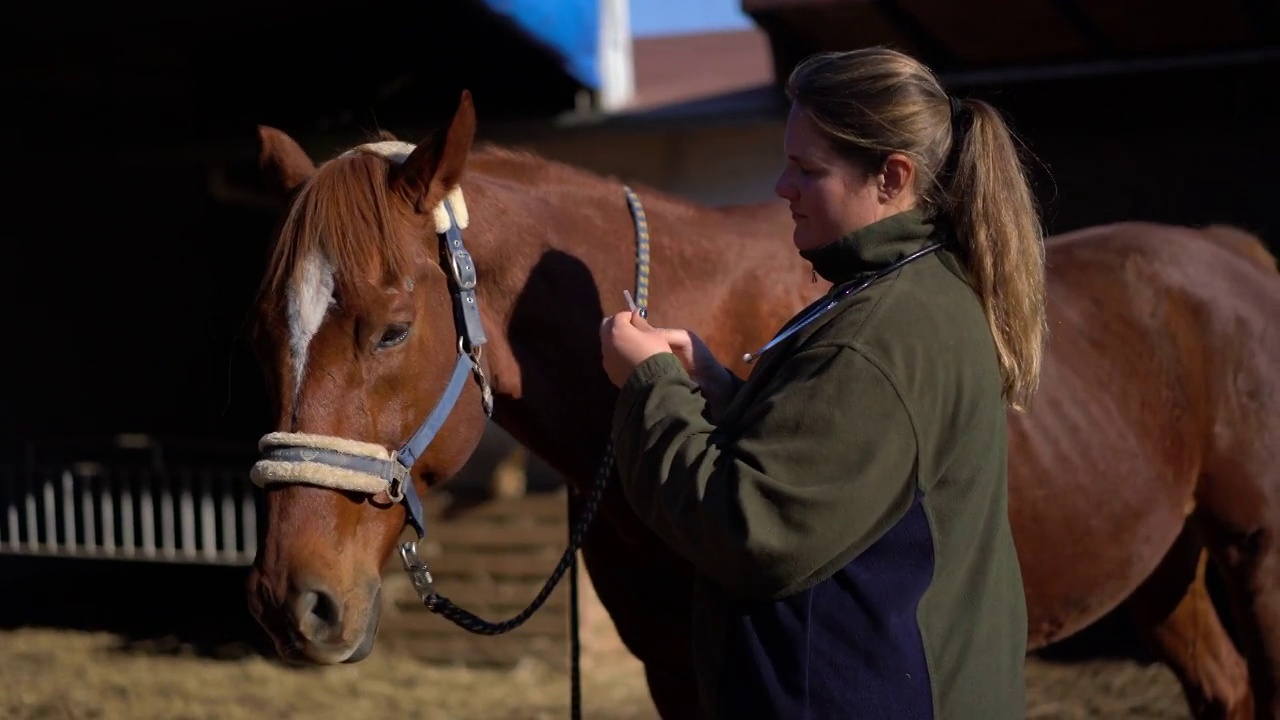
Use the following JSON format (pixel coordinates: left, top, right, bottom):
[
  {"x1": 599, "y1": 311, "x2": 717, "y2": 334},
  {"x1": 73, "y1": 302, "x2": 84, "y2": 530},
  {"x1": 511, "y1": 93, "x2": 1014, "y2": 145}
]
[{"x1": 878, "y1": 152, "x2": 916, "y2": 201}]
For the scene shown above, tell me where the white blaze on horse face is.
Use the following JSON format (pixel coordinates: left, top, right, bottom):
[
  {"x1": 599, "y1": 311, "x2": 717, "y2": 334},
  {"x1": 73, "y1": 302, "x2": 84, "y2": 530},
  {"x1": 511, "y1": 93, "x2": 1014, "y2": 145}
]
[{"x1": 287, "y1": 251, "x2": 335, "y2": 394}]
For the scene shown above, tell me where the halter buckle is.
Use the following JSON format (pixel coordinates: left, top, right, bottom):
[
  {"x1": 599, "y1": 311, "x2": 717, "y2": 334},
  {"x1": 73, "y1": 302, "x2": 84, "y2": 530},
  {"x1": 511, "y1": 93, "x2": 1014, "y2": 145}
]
[
  {"x1": 387, "y1": 478, "x2": 405, "y2": 503},
  {"x1": 448, "y1": 248, "x2": 478, "y2": 291}
]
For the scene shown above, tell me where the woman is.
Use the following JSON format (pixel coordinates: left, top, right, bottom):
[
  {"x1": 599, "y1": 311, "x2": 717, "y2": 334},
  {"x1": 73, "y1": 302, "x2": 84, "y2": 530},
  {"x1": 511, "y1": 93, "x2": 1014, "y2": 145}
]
[{"x1": 600, "y1": 47, "x2": 1046, "y2": 719}]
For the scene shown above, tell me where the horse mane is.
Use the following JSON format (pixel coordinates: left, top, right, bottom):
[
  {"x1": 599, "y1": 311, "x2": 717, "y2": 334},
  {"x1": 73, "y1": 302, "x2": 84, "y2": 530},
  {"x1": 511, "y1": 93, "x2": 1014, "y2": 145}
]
[
  {"x1": 257, "y1": 132, "x2": 675, "y2": 308},
  {"x1": 465, "y1": 142, "x2": 641, "y2": 197}
]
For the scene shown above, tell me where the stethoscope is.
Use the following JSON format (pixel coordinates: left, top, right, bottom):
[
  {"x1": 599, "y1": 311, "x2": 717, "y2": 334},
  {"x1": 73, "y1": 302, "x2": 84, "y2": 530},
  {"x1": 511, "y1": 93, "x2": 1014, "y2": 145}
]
[{"x1": 742, "y1": 242, "x2": 945, "y2": 364}]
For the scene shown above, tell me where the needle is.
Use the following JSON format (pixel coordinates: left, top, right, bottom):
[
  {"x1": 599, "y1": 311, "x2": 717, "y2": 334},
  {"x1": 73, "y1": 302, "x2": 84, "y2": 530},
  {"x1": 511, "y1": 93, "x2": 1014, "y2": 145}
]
[{"x1": 623, "y1": 289, "x2": 647, "y2": 319}]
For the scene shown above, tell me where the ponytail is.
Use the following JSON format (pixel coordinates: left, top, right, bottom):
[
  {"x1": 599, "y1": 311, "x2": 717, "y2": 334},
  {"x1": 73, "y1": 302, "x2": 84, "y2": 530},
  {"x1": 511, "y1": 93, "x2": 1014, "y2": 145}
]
[{"x1": 946, "y1": 100, "x2": 1047, "y2": 411}]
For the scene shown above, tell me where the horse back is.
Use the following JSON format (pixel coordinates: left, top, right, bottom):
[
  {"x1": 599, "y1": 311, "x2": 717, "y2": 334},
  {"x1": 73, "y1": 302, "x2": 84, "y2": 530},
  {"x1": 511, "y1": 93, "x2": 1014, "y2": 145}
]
[{"x1": 1199, "y1": 224, "x2": 1278, "y2": 273}]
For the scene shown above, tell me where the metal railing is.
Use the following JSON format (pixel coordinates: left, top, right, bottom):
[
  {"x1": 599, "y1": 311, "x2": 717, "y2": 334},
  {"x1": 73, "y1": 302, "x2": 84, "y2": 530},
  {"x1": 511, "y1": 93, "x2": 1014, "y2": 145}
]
[{"x1": 0, "y1": 435, "x2": 261, "y2": 565}]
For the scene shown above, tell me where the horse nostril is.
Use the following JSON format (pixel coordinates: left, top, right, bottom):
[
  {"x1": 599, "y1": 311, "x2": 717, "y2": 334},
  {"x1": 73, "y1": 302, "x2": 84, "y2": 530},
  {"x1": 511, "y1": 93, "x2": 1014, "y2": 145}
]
[
  {"x1": 312, "y1": 589, "x2": 341, "y2": 628},
  {"x1": 294, "y1": 585, "x2": 343, "y2": 642}
]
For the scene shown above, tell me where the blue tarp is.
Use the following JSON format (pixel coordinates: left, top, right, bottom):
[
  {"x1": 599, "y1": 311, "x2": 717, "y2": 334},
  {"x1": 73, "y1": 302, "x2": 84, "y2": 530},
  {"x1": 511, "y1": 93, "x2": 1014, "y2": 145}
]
[{"x1": 480, "y1": 0, "x2": 601, "y2": 89}]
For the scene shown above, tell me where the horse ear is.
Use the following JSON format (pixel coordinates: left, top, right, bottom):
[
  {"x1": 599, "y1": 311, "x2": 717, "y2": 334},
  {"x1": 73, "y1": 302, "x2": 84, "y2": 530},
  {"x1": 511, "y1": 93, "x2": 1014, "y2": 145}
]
[
  {"x1": 257, "y1": 125, "x2": 316, "y2": 197},
  {"x1": 394, "y1": 89, "x2": 476, "y2": 214},
  {"x1": 376, "y1": 129, "x2": 399, "y2": 142}
]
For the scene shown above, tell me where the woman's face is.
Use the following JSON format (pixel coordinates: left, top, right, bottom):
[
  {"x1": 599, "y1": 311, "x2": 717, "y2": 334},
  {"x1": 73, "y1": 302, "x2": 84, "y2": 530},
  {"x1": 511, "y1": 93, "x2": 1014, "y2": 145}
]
[{"x1": 774, "y1": 102, "x2": 915, "y2": 252}]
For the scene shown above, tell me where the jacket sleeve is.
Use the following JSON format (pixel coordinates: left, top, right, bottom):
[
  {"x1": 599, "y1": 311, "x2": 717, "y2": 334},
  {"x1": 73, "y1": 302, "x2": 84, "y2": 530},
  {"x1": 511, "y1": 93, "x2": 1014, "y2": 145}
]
[{"x1": 610, "y1": 346, "x2": 920, "y2": 601}]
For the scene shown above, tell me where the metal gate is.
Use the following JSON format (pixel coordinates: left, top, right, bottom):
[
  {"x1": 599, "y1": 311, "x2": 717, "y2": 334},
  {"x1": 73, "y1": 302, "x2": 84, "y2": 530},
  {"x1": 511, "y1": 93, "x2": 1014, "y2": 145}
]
[{"x1": 0, "y1": 434, "x2": 261, "y2": 565}]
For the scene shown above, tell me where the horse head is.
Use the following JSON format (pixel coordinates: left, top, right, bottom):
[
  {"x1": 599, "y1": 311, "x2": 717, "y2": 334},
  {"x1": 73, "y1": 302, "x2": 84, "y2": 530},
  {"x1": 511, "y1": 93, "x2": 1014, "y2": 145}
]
[{"x1": 245, "y1": 91, "x2": 496, "y2": 665}]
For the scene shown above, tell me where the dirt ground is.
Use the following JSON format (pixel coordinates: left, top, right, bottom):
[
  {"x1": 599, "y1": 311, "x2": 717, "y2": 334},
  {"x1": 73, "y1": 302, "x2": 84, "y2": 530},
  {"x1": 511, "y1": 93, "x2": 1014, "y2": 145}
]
[
  {"x1": 0, "y1": 628, "x2": 1193, "y2": 720},
  {"x1": 0, "y1": 557, "x2": 1196, "y2": 720}
]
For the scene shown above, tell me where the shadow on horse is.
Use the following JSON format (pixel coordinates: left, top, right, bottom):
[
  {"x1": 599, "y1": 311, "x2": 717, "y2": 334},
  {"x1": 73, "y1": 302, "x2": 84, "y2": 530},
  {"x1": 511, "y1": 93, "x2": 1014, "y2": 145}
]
[{"x1": 242, "y1": 91, "x2": 1280, "y2": 719}]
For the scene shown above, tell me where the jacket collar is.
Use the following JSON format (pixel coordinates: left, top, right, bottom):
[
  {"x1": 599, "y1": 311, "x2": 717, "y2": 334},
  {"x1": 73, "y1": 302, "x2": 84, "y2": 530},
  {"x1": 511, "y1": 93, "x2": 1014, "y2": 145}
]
[{"x1": 798, "y1": 208, "x2": 938, "y2": 285}]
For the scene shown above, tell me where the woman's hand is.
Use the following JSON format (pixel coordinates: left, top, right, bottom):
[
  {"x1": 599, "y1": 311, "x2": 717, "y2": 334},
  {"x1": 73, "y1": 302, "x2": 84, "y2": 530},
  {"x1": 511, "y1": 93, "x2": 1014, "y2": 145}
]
[
  {"x1": 600, "y1": 314, "x2": 740, "y2": 416},
  {"x1": 653, "y1": 328, "x2": 715, "y2": 382},
  {"x1": 659, "y1": 328, "x2": 739, "y2": 416},
  {"x1": 600, "y1": 311, "x2": 675, "y2": 387},
  {"x1": 643, "y1": 325, "x2": 740, "y2": 418}
]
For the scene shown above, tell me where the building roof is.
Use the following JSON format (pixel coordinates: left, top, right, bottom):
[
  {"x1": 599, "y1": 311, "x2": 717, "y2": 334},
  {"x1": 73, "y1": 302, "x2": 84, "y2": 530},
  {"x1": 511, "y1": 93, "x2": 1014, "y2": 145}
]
[
  {"x1": 544, "y1": 27, "x2": 785, "y2": 131},
  {"x1": 741, "y1": 0, "x2": 1279, "y2": 84},
  {"x1": 626, "y1": 29, "x2": 777, "y2": 112}
]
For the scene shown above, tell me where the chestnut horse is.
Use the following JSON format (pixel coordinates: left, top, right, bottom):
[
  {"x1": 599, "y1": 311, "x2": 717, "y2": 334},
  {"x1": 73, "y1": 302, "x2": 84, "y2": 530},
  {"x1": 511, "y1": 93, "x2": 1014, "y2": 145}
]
[{"x1": 244, "y1": 91, "x2": 1280, "y2": 719}]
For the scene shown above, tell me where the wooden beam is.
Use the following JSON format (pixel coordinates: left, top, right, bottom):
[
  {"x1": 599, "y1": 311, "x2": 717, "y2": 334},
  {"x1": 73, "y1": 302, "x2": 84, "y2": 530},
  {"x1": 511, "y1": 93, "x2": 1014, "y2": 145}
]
[
  {"x1": 1045, "y1": 0, "x2": 1116, "y2": 55},
  {"x1": 874, "y1": 0, "x2": 959, "y2": 69},
  {"x1": 893, "y1": 0, "x2": 1090, "y2": 67}
]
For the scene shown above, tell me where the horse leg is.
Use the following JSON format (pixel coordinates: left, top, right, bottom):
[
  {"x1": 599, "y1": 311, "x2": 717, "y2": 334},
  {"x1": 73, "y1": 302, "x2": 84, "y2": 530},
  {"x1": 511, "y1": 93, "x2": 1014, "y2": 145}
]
[
  {"x1": 1196, "y1": 488, "x2": 1280, "y2": 719},
  {"x1": 1128, "y1": 524, "x2": 1253, "y2": 718},
  {"x1": 570, "y1": 487, "x2": 701, "y2": 720}
]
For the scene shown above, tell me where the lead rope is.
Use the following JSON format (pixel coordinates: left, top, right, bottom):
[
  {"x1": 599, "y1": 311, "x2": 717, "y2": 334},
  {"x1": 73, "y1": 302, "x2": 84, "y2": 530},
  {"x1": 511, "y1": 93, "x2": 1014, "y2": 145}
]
[
  {"x1": 569, "y1": 185, "x2": 650, "y2": 720},
  {"x1": 403, "y1": 186, "x2": 650, "y2": 720}
]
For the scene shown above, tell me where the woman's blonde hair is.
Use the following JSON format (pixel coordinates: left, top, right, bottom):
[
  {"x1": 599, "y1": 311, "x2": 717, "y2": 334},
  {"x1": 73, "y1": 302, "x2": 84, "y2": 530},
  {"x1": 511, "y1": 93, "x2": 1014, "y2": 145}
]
[{"x1": 787, "y1": 47, "x2": 1047, "y2": 410}]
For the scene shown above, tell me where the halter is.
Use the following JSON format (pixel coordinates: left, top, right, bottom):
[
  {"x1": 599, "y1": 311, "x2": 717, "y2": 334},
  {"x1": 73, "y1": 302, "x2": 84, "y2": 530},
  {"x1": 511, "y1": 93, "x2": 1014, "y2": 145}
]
[{"x1": 248, "y1": 142, "x2": 651, "y2": 720}]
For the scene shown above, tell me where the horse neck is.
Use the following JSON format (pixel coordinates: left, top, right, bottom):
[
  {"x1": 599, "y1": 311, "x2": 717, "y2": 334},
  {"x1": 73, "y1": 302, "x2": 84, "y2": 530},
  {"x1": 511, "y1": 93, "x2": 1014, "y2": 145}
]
[{"x1": 459, "y1": 159, "x2": 688, "y2": 489}]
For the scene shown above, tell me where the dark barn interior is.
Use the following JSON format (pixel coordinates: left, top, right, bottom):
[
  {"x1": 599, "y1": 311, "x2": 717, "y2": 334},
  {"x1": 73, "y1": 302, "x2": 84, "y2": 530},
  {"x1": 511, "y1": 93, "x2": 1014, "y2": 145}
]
[{"x1": 1, "y1": 0, "x2": 595, "y2": 447}]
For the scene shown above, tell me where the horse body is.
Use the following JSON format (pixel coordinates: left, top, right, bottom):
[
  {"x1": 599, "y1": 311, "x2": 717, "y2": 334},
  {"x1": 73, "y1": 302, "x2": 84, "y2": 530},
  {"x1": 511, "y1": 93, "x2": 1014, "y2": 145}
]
[
  {"x1": 491, "y1": 202, "x2": 1280, "y2": 718},
  {"x1": 245, "y1": 95, "x2": 1280, "y2": 719},
  {"x1": 1009, "y1": 222, "x2": 1280, "y2": 718}
]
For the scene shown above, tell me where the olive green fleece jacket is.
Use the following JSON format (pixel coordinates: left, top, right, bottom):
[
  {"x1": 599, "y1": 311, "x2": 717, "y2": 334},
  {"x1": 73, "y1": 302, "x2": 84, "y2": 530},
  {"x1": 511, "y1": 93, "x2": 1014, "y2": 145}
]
[{"x1": 609, "y1": 209, "x2": 1028, "y2": 718}]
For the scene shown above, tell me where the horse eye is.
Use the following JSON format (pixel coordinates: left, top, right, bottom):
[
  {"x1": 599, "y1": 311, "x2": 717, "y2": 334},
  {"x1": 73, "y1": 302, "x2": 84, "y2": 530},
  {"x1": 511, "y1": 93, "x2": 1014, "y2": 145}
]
[{"x1": 377, "y1": 323, "x2": 411, "y2": 349}]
